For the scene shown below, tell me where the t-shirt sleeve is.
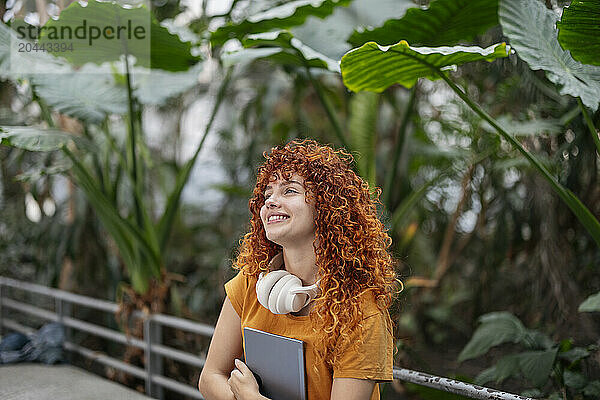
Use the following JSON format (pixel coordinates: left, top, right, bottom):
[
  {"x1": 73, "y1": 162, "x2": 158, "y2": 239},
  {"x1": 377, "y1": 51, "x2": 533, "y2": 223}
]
[
  {"x1": 332, "y1": 309, "x2": 394, "y2": 382},
  {"x1": 224, "y1": 270, "x2": 248, "y2": 318}
]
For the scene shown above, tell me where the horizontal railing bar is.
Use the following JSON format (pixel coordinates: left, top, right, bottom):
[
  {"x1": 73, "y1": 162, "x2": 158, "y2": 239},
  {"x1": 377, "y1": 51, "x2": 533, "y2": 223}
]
[
  {"x1": 151, "y1": 314, "x2": 214, "y2": 337},
  {"x1": 393, "y1": 368, "x2": 530, "y2": 400},
  {"x1": 2, "y1": 298, "x2": 146, "y2": 349},
  {"x1": 0, "y1": 278, "x2": 214, "y2": 336},
  {"x1": 2, "y1": 297, "x2": 58, "y2": 322},
  {"x1": 0, "y1": 277, "x2": 136, "y2": 317},
  {"x1": 2, "y1": 301, "x2": 206, "y2": 366},
  {"x1": 63, "y1": 316, "x2": 146, "y2": 349},
  {"x1": 152, "y1": 343, "x2": 206, "y2": 368},
  {"x1": 151, "y1": 374, "x2": 204, "y2": 399},
  {"x1": 3, "y1": 317, "x2": 35, "y2": 335},
  {"x1": 64, "y1": 341, "x2": 147, "y2": 380}
]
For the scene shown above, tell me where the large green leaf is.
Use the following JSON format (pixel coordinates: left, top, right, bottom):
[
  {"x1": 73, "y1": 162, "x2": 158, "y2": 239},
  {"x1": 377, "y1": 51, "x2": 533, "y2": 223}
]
[
  {"x1": 0, "y1": 126, "x2": 94, "y2": 152},
  {"x1": 521, "y1": 330, "x2": 554, "y2": 351},
  {"x1": 148, "y1": 18, "x2": 201, "y2": 72},
  {"x1": 210, "y1": 0, "x2": 351, "y2": 46},
  {"x1": 37, "y1": 0, "x2": 199, "y2": 71},
  {"x1": 474, "y1": 349, "x2": 556, "y2": 387},
  {"x1": 32, "y1": 63, "x2": 202, "y2": 121},
  {"x1": 221, "y1": 48, "x2": 281, "y2": 67},
  {"x1": 481, "y1": 116, "x2": 563, "y2": 137},
  {"x1": 32, "y1": 60, "x2": 202, "y2": 122},
  {"x1": 559, "y1": 347, "x2": 590, "y2": 363},
  {"x1": 578, "y1": 291, "x2": 600, "y2": 312},
  {"x1": 349, "y1": 0, "x2": 498, "y2": 47},
  {"x1": 31, "y1": 67, "x2": 128, "y2": 124},
  {"x1": 15, "y1": 157, "x2": 73, "y2": 182},
  {"x1": 557, "y1": 0, "x2": 600, "y2": 66},
  {"x1": 518, "y1": 349, "x2": 557, "y2": 387},
  {"x1": 340, "y1": 41, "x2": 509, "y2": 92},
  {"x1": 2, "y1": 23, "x2": 198, "y2": 120},
  {"x1": 563, "y1": 370, "x2": 588, "y2": 390},
  {"x1": 458, "y1": 312, "x2": 527, "y2": 362},
  {"x1": 132, "y1": 61, "x2": 203, "y2": 105},
  {"x1": 222, "y1": 31, "x2": 340, "y2": 72},
  {"x1": 499, "y1": 0, "x2": 600, "y2": 111},
  {"x1": 474, "y1": 354, "x2": 521, "y2": 385}
]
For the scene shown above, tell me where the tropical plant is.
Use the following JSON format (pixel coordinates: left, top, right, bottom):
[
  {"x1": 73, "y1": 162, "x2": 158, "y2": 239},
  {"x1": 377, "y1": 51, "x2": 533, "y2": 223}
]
[
  {"x1": 339, "y1": 0, "x2": 600, "y2": 250},
  {"x1": 1, "y1": 1, "x2": 599, "y2": 398},
  {"x1": 0, "y1": 0, "x2": 207, "y2": 297},
  {"x1": 458, "y1": 312, "x2": 600, "y2": 399}
]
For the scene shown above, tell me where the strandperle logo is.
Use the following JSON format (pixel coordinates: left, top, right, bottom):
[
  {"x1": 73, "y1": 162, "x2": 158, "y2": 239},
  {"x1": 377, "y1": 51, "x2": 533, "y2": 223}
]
[{"x1": 16, "y1": 19, "x2": 147, "y2": 46}]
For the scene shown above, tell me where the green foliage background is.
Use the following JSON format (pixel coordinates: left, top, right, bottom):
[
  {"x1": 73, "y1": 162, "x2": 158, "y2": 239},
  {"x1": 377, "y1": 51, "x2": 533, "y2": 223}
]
[{"x1": 0, "y1": 0, "x2": 599, "y2": 399}]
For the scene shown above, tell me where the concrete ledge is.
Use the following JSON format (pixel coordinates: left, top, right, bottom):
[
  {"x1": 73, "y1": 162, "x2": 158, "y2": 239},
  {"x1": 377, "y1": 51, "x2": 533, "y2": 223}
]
[{"x1": 0, "y1": 364, "x2": 152, "y2": 400}]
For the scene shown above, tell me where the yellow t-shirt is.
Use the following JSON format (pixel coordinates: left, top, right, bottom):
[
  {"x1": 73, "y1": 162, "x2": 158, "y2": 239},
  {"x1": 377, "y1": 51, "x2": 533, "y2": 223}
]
[{"x1": 224, "y1": 270, "x2": 394, "y2": 400}]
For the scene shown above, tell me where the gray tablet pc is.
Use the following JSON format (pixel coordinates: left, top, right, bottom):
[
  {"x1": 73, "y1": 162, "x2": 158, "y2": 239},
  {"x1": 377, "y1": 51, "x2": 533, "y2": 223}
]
[{"x1": 243, "y1": 327, "x2": 307, "y2": 400}]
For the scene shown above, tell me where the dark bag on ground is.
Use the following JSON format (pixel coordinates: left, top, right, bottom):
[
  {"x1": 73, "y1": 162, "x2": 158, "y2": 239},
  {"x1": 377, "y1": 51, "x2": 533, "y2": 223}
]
[{"x1": 0, "y1": 322, "x2": 64, "y2": 365}]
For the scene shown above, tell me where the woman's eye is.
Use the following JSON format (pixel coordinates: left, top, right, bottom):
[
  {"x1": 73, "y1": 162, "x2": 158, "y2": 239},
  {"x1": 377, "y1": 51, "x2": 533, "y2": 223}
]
[{"x1": 285, "y1": 188, "x2": 297, "y2": 194}]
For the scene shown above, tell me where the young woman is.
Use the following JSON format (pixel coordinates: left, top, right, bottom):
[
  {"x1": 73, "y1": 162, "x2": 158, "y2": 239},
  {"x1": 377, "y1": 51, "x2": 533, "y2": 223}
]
[{"x1": 198, "y1": 139, "x2": 400, "y2": 400}]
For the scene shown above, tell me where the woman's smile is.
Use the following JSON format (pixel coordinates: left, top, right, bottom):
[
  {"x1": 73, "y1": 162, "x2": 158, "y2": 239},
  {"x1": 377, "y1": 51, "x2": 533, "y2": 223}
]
[{"x1": 267, "y1": 213, "x2": 290, "y2": 224}]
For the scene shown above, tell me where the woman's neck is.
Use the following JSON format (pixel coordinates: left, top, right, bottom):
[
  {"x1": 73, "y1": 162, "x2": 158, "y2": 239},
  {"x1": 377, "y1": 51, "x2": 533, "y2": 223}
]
[{"x1": 281, "y1": 242, "x2": 319, "y2": 285}]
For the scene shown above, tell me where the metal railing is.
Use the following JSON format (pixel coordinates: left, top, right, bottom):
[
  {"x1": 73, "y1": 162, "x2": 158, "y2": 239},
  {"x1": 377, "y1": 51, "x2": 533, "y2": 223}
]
[{"x1": 0, "y1": 277, "x2": 531, "y2": 400}]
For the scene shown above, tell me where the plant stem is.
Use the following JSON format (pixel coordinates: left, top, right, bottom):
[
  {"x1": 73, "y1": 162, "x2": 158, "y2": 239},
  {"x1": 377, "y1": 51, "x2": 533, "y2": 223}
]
[
  {"x1": 101, "y1": 120, "x2": 128, "y2": 173},
  {"x1": 437, "y1": 71, "x2": 600, "y2": 248},
  {"x1": 303, "y1": 65, "x2": 349, "y2": 150},
  {"x1": 578, "y1": 98, "x2": 600, "y2": 157},
  {"x1": 124, "y1": 53, "x2": 144, "y2": 228},
  {"x1": 384, "y1": 86, "x2": 416, "y2": 207},
  {"x1": 82, "y1": 125, "x2": 106, "y2": 194},
  {"x1": 32, "y1": 91, "x2": 55, "y2": 128}
]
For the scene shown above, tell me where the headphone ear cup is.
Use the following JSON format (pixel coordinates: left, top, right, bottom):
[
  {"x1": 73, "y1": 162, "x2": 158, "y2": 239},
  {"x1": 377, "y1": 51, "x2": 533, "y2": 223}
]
[
  {"x1": 276, "y1": 275, "x2": 303, "y2": 313},
  {"x1": 256, "y1": 272, "x2": 267, "y2": 309},
  {"x1": 268, "y1": 274, "x2": 294, "y2": 314},
  {"x1": 256, "y1": 270, "x2": 288, "y2": 310}
]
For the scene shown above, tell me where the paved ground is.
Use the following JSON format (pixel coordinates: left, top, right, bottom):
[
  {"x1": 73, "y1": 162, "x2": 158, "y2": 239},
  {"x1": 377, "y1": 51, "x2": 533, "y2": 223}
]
[{"x1": 0, "y1": 364, "x2": 152, "y2": 400}]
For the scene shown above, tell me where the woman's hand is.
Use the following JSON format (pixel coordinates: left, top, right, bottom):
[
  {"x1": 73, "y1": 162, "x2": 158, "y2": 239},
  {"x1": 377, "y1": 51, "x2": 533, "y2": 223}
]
[{"x1": 228, "y1": 359, "x2": 264, "y2": 400}]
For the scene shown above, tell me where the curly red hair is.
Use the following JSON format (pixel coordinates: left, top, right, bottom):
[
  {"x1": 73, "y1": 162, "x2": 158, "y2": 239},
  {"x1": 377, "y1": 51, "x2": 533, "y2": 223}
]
[{"x1": 232, "y1": 139, "x2": 401, "y2": 373}]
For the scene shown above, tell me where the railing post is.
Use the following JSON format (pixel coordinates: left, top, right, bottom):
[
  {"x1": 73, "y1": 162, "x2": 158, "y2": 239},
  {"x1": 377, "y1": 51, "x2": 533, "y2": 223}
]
[
  {"x1": 0, "y1": 282, "x2": 4, "y2": 336},
  {"x1": 56, "y1": 297, "x2": 73, "y2": 363},
  {"x1": 144, "y1": 315, "x2": 164, "y2": 399}
]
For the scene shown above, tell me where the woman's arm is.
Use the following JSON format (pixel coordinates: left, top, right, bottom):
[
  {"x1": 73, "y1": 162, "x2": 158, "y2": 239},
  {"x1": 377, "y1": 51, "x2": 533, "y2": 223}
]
[
  {"x1": 198, "y1": 297, "x2": 244, "y2": 400},
  {"x1": 331, "y1": 378, "x2": 376, "y2": 400}
]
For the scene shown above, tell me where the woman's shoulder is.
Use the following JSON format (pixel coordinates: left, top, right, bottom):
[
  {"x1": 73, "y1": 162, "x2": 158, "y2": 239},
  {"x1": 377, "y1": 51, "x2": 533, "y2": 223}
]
[
  {"x1": 225, "y1": 268, "x2": 258, "y2": 296},
  {"x1": 356, "y1": 288, "x2": 389, "y2": 320},
  {"x1": 354, "y1": 289, "x2": 394, "y2": 339}
]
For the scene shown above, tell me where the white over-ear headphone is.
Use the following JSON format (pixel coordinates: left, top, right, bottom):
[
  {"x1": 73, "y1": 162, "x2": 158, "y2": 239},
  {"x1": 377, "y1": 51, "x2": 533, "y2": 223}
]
[{"x1": 256, "y1": 253, "x2": 320, "y2": 315}]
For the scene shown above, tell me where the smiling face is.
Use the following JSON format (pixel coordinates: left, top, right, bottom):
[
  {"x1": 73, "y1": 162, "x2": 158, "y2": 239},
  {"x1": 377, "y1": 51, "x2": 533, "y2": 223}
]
[{"x1": 259, "y1": 172, "x2": 317, "y2": 248}]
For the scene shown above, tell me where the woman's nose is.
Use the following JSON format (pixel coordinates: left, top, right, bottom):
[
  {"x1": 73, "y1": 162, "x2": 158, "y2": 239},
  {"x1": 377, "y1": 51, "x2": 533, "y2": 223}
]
[{"x1": 265, "y1": 195, "x2": 279, "y2": 207}]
